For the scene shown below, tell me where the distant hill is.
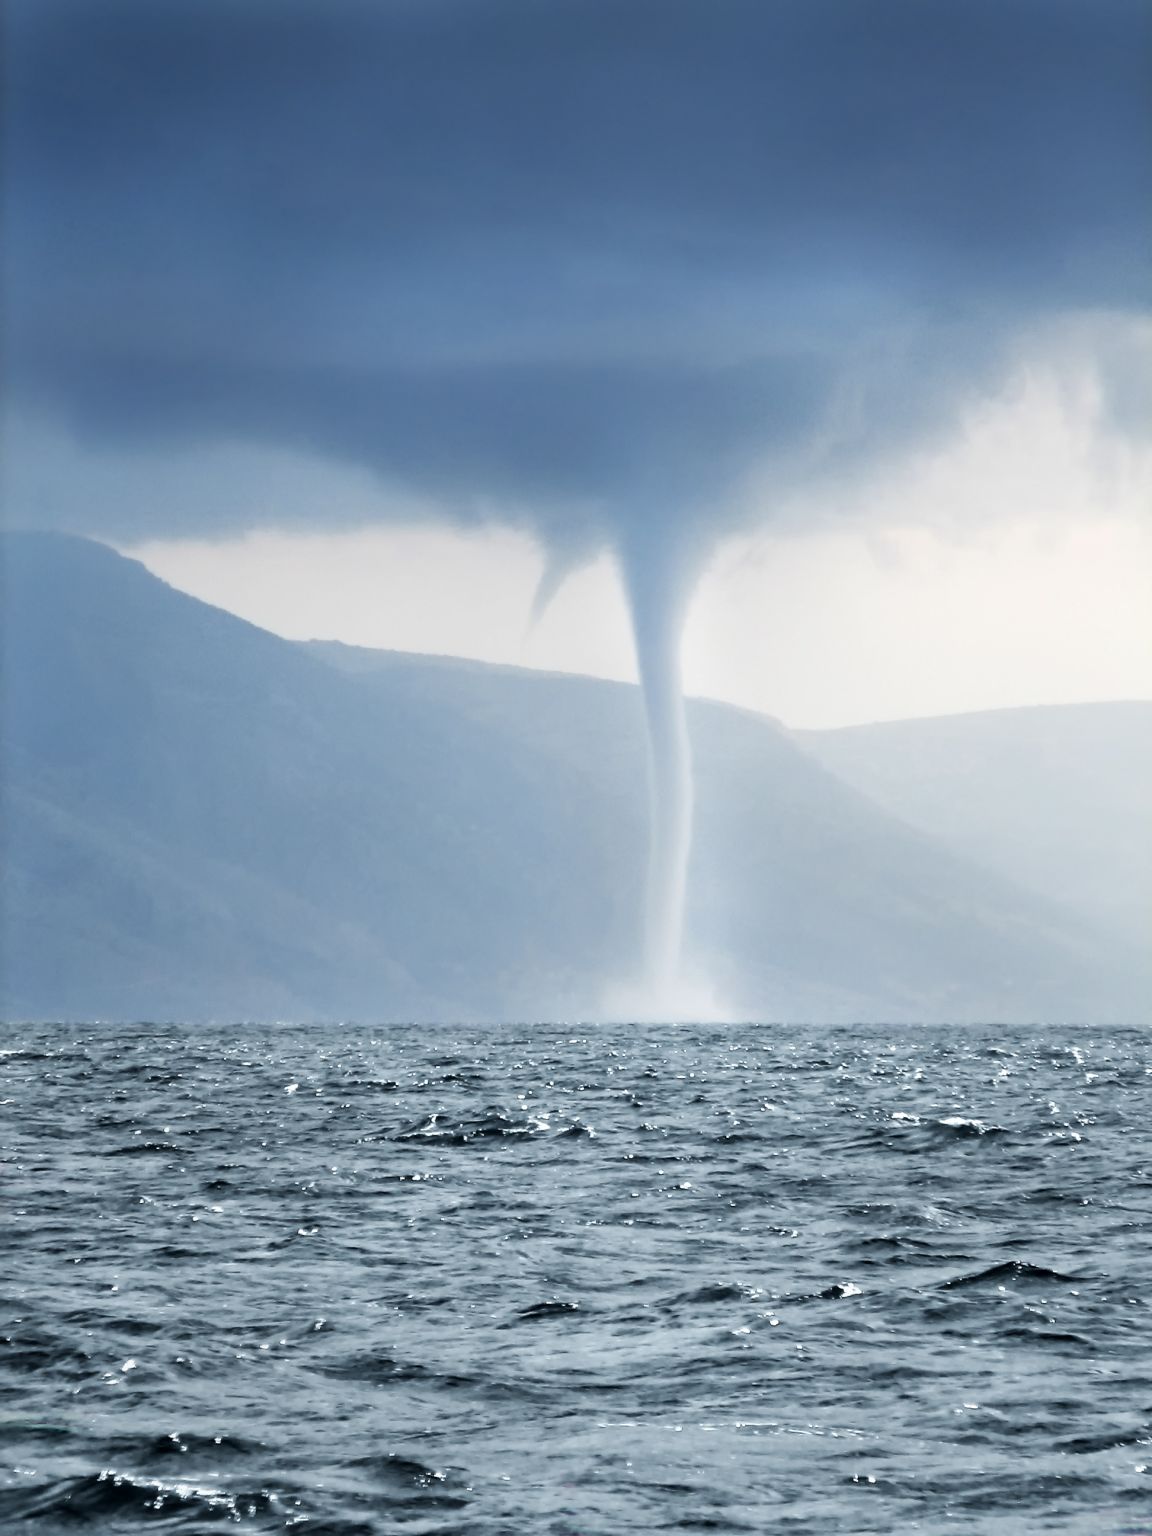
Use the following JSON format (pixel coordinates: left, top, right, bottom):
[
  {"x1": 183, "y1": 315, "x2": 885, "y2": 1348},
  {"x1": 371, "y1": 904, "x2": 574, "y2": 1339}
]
[
  {"x1": 799, "y1": 705, "x2": 1152, "y2": 950},
  {"x1": 1, "y1": 532, "x2": 1145, "y2": 1022}
]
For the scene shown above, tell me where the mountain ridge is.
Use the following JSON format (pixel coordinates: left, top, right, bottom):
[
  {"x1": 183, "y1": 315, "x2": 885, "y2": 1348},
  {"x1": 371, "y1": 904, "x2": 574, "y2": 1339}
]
[
  {"x1": 2, "y1": 532, "x2": 1146, "y2": 1023},
  {"x1": 799, "y1": 702, "x2": 1152, "y2": 950}
]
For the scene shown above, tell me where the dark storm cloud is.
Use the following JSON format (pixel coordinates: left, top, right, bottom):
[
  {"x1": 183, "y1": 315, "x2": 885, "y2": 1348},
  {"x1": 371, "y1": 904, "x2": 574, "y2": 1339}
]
[{"x1": 4, "y1": 0, "x2": 1149, "y2": 551}]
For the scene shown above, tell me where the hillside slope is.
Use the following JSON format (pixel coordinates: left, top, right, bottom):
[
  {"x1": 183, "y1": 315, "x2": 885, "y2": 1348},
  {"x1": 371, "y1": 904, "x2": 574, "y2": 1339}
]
[
  {"x1": 799, "y1": 705, "x2": 1152, "y2": 949},
  {"x1": 1, "y1": 533, "x2": 1144, "y2": 1021}
]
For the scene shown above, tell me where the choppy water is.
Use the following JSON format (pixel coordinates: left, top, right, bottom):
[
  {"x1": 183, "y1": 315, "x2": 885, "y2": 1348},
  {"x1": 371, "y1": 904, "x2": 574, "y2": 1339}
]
[{"x1": 3, "y1": 1023, "x2": 1152, "y2": 1535}]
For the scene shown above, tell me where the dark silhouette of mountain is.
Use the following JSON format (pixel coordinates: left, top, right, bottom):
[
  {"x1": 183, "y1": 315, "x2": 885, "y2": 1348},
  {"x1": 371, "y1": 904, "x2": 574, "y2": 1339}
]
[
  {"x1": 799, "y1": 705, "x2": 1152, "y2": 950},
  {"x1": 1, "y1": 532, "x2": 1144, "y2": 1022}
]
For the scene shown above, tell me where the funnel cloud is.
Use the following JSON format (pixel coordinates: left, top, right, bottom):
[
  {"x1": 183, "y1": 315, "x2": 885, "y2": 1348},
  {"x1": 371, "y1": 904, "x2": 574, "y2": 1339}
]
[{"x1": 4, "y1": 0, "x2": 1149, "y2": 997}]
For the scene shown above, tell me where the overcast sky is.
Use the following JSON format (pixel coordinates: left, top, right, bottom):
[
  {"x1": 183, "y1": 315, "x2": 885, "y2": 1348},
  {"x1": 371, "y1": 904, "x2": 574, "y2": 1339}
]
[
  {"x1": 4, "y1": 0, "x2": 1149, "y2": 725},
  {"x1": 119, "y1": 350, "x2": 1150, "y2": 728}
]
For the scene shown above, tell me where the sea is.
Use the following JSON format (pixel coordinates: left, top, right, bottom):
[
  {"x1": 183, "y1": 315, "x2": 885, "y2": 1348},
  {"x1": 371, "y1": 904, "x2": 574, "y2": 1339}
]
[{"x1": 2, "y1": 1021, "x2": 1151, "y2": 1535}]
